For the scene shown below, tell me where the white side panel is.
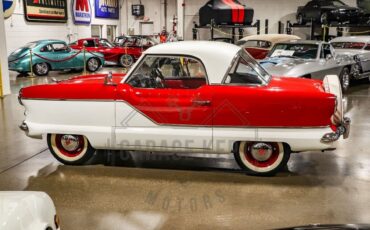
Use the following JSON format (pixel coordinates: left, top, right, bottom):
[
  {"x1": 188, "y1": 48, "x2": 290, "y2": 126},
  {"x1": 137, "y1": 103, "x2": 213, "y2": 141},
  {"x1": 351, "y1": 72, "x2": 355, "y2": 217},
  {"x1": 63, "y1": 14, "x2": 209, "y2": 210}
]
[
  {"x1": 23, "y1": 100, "x2": 115, "y2": 149},
  {"x1": 115, "y1": 102, "x2": 212, "y2": 150}
]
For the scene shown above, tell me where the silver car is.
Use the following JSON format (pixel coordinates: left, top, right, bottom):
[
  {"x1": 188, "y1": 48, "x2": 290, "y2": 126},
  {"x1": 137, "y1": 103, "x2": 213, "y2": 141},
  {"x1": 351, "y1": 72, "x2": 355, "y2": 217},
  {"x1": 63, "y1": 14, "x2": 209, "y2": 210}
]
[
  {"x1": 331, "y1": 36, "x2": 370, "y2": 84},
  {"x1": 260, "y1": 40, "x2": 353, "y2": 91}
]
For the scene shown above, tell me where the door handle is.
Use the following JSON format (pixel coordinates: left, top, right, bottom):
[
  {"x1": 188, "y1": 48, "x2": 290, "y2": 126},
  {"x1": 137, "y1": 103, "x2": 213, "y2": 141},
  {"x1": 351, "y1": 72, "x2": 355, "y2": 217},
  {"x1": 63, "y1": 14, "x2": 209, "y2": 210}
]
[{"x1": 193, "y1": 100, "x2": 211, "y2": 106}]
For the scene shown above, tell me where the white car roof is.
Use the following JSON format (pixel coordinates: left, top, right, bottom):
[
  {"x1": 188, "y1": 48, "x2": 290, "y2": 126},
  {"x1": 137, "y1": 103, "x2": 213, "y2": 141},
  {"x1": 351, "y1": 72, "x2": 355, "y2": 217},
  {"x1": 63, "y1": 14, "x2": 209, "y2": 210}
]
[
  {"x1": 239, "y1": 34, "x2": 301, "y2": 43},
  {"x1": 331, "y1": 36, "x2": 370, "y2": 44},
  {"x1": 142, "y1": 41, "x2": 241, "y2": 84}
]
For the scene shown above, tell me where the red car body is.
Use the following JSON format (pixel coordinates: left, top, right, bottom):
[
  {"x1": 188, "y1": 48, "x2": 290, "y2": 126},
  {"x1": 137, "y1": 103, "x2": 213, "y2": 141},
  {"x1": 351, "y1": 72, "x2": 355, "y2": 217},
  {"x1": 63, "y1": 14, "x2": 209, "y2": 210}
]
[
  {"x1": 18, "y1": 41, "x2": 350, "y2": 176},
  {"x1": 69, "y1": 38, "x2": 141, "y2": 67}
]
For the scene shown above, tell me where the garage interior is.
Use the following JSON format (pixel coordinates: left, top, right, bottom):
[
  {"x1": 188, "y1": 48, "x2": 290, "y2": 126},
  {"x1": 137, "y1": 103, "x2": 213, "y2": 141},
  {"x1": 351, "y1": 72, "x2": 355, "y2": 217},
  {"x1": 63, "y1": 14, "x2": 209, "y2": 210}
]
[{"x1": 1, "y1": 0, "x2": 370, "y2": 230}]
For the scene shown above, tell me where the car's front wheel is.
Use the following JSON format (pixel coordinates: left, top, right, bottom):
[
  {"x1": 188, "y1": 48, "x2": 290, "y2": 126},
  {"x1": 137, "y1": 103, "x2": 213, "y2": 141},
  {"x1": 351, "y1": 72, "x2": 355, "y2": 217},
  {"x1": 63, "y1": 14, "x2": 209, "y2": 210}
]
[
  {"x1": 339, "y1": 67, "x2": 351, "y2": 92},
  {"x1": 86, "y1": 57, "x2": 101, "y2": 72},
  {"x1": 33, "y1": 63, "x2": 50, "y2": 76},
  {"x1": 119, "y1": 54, "x2": 134, "y2": 68},
  {"x1": 234, "y1": 141, "x2": 290, "y2": 176},
  {"x1": 47, "y1": 134, "x2": 95, "y2": 165}
]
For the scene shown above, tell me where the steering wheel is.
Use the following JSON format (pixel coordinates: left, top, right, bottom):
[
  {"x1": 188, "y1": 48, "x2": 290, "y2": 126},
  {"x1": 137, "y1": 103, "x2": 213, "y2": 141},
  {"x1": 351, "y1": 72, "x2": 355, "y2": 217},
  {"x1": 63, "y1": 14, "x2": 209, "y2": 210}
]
[{"x1": 150, "y1": 68, "x2": 166, "y2": 88}]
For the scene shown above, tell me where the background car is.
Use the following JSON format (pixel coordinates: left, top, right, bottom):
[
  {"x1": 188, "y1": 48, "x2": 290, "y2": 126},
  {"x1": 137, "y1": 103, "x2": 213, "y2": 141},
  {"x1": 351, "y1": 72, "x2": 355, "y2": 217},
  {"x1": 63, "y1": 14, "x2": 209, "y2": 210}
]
[
  {"x1": 0, "y1": 191, "x2": 60, "y2": 230},
  {"x1": 70, "y1": 38, "x2": 142, "y2": 68},
  {"x1": 331, "y1": 36, "x2": 370, "y2": 83},
  {"x1": 18, "y1": 41, "x2": 350, "y2": 176},
  {"x1": 236, "y1": 34, "x2": 301, "y2": 59},
  {"x1": 8, "y1": 40, "x2": 104, "y2": 76},
  {"x1": 260, "y1": 40, "x2": 353, "y2": 91},
  {"x1": 296, "y1": 0, "x2": 364, "y2": 25},
  {"x1": 114, "y1": 35, "x2": 157, "y2": 50}
]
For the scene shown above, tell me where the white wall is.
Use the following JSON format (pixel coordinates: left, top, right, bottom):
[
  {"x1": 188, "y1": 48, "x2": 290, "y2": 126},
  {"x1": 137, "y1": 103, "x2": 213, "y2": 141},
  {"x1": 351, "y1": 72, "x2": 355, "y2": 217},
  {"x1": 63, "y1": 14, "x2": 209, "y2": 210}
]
[{"x1": 4, "y1": 0, "x2": 121, "y2": 55}]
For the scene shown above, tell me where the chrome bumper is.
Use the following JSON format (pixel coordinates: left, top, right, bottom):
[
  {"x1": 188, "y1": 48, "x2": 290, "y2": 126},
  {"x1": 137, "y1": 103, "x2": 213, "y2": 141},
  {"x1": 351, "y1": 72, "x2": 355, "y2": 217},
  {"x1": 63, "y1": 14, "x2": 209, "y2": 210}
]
[{"x1": 321, "y1": 117, "x2": 351, "y2": 143}]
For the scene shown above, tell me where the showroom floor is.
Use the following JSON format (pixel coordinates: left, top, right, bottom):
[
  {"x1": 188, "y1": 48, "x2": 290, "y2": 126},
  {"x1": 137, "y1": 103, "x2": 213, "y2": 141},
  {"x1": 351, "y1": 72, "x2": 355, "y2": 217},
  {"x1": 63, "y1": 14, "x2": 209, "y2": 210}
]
[{"x1": 1, "y1": 69, "x2": 370, "y2": 230}]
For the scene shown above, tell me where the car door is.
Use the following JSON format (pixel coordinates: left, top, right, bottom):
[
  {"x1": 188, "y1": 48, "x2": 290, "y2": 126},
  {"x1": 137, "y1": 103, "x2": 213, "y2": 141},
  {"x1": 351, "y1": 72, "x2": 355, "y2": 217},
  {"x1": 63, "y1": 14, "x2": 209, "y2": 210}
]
[
  {"x1": 50, "y1": 43, "x2": 72, "y2": 70},
  {"x1": 317, "y1": 43, "x2": 343, "y2": 78},
  {"x1": 115, "y1": 55, "x2": 213, "y2": 150}
]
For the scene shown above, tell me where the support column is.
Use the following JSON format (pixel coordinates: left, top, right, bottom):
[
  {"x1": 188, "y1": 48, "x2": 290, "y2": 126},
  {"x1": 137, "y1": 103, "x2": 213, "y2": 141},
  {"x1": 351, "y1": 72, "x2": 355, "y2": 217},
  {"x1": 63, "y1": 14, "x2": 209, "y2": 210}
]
[
  {"x1": 0, "y1": 2, "x2": 11, "y2": 96},
  {"x1": 177, "y1": 0, "x2": 184, "y2": 40}
]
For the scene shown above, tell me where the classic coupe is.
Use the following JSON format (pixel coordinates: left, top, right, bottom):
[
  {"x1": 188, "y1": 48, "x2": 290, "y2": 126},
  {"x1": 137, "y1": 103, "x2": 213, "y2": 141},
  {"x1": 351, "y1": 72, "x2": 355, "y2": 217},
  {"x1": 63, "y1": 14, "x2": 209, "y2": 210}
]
[
  {"x1": 236, "y1": 34, "x2": 301, "y2": 59},
  {"x1": 18, "y1": 41, "x2": 350, "y2": 176},
  {"x1": 8, "y1": 40, "x2": 104, "y2": 76},
  {"x1": 296, "y1": 0, "x2": 364, "y2": 25},
  {"x1": 70, "y1": 38, "x2": 142, "y2": 68},
  {"x1": 260, "y1": 40, "x2": 353, "y2": 92},
  {"x1": 331, "y1": 36, "x2": 370, "y2": 82},
  {"x1": 114, "y1": 35, "x2": 157, "y2": 50},
  {"x1": 0, "y1": 192, "x2": 60, "y2": 230}
]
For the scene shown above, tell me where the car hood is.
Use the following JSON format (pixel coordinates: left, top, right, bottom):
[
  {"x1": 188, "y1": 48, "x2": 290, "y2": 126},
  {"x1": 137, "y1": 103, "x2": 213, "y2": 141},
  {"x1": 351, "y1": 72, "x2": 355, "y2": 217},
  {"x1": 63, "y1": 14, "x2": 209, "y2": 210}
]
[{"x1": 260, "y1": 57, "x2": 314, "y2": 77}]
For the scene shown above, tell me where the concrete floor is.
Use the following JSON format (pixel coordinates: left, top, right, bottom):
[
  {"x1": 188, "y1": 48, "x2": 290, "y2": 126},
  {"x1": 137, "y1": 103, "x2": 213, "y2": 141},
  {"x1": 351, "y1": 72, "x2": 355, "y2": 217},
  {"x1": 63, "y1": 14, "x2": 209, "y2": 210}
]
[{"x1": 1, "y1": 69, "x2": 370, "y2": 230}]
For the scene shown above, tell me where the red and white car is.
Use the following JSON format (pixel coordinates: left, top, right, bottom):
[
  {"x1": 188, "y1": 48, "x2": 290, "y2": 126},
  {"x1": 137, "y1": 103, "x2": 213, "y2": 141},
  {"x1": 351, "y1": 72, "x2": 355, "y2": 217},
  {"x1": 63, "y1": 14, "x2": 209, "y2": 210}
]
[
  {"x1": 18, "y1": 41, "x2": 350, "y2": 175},
  {"x1": 69, "y1": 38, "x2": 141, "y2": 67}
]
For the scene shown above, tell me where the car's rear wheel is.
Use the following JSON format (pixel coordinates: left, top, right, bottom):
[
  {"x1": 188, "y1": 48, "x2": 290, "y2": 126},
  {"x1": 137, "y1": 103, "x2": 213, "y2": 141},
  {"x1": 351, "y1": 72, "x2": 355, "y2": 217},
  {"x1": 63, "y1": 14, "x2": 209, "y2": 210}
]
[
  {"x1": 86, "y1": 57, "x2": 100, "y2": 72},
  {"x1": 339, "y1": 67, "x2": 351, "y2": 92},
  {"x1": 33, "y1": 62, "x2": 50, "y2": 76},
  {"x1": 297, "y1": 14, "x2": 305, "y2": 25},
  {"x1": 119, "y1": 54, "x2": 134, "y2": 68},
  {"x1": 234, "y1": 141, "x2": 290, "y2": 176},
  {"x1": 47, "y1": 134, "x2": 95, "y2": 165}
]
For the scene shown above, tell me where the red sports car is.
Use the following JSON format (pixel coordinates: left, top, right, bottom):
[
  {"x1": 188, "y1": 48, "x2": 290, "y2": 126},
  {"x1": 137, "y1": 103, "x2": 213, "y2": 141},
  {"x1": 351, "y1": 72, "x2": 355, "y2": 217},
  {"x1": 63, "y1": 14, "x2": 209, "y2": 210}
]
[
  {"x1": 18, "y1": 41, "x2": 350, "y2": 176},
  {"x1": 69, "y1": 38, "x2": 141, "y2": 67}
]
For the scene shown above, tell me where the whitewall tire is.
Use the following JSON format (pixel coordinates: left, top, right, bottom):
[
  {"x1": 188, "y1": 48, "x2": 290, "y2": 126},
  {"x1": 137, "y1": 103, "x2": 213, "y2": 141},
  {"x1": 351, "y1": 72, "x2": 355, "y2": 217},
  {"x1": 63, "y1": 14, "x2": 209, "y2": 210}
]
[
  {"x1": 234, "y1": 142, "x2": 290, "y2": 176},
  {"x1": 47, "y1": 134, "x2": 95, "y2": 165}
]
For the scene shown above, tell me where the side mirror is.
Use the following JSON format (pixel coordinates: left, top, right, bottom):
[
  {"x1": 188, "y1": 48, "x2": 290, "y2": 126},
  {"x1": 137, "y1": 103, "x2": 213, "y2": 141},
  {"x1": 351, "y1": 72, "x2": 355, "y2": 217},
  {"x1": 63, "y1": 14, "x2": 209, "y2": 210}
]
[
  {"x1": 83, "y1": 40, "x2": 88, "y2": 47},
  {"x1": 104, "y1": 72, "x2": 117, "y2": 86},
  {"x1": 326, "y1": 54, "x2": 333, "y2": 60}
]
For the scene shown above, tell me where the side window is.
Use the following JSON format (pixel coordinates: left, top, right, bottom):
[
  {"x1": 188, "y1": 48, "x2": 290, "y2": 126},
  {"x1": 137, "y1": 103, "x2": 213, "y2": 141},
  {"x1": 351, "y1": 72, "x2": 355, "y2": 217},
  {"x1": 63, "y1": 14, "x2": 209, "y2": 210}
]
[
  {"x1": 40, "y1": 45, "x2": 53, "y2": 52},
  {"x1": 52, "y1": 43, "x2": 68, "y2": 52},
  {"x1": 224, "y1": 57, "x2": 263, "y2": 85},
  {"x1": 84, "y1": 40, "x2": 96, "y2": 47},
  {"x1": 127, "y1": 56, "x2": 207, "y2": 89},
  {"x1": 365, "y1": 44, "x2": 370, "y2": 50},
  {"x1": 321, "y1": 44, "x2": 332, "y2": 58}
]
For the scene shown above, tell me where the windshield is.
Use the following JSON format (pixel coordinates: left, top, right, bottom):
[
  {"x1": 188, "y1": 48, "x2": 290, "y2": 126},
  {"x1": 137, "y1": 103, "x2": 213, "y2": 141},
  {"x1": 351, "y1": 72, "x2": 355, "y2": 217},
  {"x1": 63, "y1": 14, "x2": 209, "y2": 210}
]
[
  {"x1": 238, "y1": 49, "x2": 271, "y2": 83},
  {"x1": 331, "y1": 42, "x2": 366, "y2": 49},
  {"x1": 321, "y1": 0, "x2": 346, "y2": 6},
  {"x1": 99, "y1": 39, "x2": 115, "y2": 48},
  {"x1": 269, "y1": 43, "x2": 319, "y2": 59}
]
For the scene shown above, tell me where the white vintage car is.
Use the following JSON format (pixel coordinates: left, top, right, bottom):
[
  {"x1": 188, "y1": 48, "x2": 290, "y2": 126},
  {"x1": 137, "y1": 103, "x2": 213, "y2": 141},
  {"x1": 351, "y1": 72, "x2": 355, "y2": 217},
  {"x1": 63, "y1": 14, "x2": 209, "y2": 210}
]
[
  {"x1": 331, "y1": 36, "x2": 370, "y2": 83},
  {"x1": 0, "y1": 192, "x2": 60, "y2": 230}
]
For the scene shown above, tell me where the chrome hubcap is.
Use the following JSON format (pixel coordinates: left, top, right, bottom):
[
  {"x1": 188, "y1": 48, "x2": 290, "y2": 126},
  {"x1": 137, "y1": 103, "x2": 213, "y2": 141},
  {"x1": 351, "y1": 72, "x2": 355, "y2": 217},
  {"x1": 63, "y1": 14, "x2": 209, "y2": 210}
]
[
  {"x1": 88, "y1": 58, "x2": 99, "y2": 70},
  {"x1": 36, "y1": 63, "x2": 48, "y2": 74},
  {"x1": 121, "y1": 55, "x2": 133, "y2": 67},
  {"x1": 250, "y1": 143, "x2": 273, "y2": 161},
  {"x1": 61, "y1": 135, "x2": 80, "y2": 152}
]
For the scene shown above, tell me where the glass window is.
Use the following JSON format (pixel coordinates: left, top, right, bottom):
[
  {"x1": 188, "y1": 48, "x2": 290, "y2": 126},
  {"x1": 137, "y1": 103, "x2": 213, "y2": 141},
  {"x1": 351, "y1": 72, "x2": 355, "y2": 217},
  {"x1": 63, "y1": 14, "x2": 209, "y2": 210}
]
[
  {"x1": 321, "y1": 44, "x2": 333, "y2": 58},
  {"x1": 269, "y1": 43, "x2": 318, "y2": 59},
  {"x1": 99, "y1": 39, "x2": 115, "y2": 48},
  {"x1": 127, "y1": 56, "x2": 207, "y2": 89},
  {"x1": 84, "y1": 40, "x2": 96, "y2": 47},
  {"x1": 52, "y1": 43, "x2": 68, "y2": 52},
  {"x1": 364, "y1": 44, "x2": 370, "y2": 50},
  {"x1": 243, "y1": 40, "x2": 271, "y2": 49},
  {"x1": 331, "y1": 42, "x2": 365, "y2": 49},
  {"x1": 224, "y1": 57, "x2": 264, "y2": 85},
  {"x1": 320, "y1": 0, "x2": 346, "y2": 7},
  {"x1": 40, "y1": 45, "x2": 53, "y2": 52}
]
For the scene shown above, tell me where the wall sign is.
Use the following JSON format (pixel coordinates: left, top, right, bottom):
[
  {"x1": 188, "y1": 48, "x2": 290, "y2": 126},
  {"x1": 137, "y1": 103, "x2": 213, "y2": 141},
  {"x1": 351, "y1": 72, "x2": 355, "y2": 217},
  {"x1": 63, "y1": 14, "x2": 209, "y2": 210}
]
[
  {"x1": 3, "y1": 0, "x2": 16, "y2": 19},
  {"x1": 72, "y1": 0, "x2": 91, "y2": 24},
  {"x1": 23, "y1": 0, "x2": 68, "y2": 23},
  {"x1": 95, "y1": 0, "x2": 119, "y2": 19}
]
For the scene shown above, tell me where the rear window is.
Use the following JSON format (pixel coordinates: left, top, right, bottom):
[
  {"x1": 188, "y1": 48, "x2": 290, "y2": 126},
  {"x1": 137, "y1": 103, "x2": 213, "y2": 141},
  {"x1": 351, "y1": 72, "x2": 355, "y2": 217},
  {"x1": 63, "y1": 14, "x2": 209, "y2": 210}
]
[{"x1": 244, "y1": 40, "x2": 271, "y2": 49}]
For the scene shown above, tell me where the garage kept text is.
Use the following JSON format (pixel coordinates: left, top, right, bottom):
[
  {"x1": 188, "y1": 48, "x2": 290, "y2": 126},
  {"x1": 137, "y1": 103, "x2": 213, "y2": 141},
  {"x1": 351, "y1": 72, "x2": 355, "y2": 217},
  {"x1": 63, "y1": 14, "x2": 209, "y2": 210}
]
[{"x1": 23, "y1": 0, "x2": 68, "y2": 23}]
